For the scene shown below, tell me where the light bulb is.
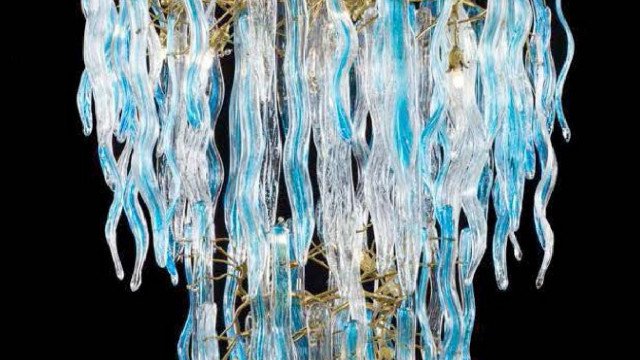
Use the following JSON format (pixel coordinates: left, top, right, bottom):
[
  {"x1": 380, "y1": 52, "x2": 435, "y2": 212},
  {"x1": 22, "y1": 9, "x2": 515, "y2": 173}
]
[{"x1": 451, "y1": 68, "x2": 465, "y2": 89}]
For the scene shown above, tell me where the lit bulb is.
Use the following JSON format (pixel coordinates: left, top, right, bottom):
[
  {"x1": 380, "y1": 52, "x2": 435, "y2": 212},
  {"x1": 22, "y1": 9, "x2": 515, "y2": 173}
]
[{"x1": 451, "y1": 68, "x2": 465, "y2": 89}]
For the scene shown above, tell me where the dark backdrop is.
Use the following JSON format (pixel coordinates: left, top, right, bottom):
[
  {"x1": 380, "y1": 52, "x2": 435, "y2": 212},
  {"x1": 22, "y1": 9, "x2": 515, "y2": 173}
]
[{"x1": 25, "y1": 1, "x2": 615, "y2": 359}]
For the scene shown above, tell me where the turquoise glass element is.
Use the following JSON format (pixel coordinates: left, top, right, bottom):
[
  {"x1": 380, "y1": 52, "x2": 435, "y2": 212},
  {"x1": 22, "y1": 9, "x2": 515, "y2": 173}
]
[
  {"x1": 436, "y1": 206, "x2": 463, "y2": 358},
  {"x1": 283, "y1": 0, "x2": 315, "y2": 266},
  {"x1": 383, "y1": 0, "x2": 414, "y2": 169},
  {"x1": 344, "y1": 320, "x2": 360, "y2": 359},
  {"x1": 184, "y1": 0, "x2": 208, "y2": 128},
  {"x1": 396, "y1": 299, "x2": 416, "y2": 360},
  {"x1": 554, "y1": 0, "x2": 574, "y2": 141},
  {"x1": 326, "y1": 0, "x2": 356, "y2": 141}
]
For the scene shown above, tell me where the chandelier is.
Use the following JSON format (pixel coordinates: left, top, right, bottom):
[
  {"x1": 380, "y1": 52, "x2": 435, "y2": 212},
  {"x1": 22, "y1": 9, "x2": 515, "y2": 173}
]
[{"x1": 77, "y1": 0, "x2": 573, "y2": 358}]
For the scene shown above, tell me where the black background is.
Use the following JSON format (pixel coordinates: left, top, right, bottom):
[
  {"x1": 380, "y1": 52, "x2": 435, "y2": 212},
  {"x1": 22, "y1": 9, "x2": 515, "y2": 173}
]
[{"x1": 15, "y1": 1, "x2": 619, "y2": 359}]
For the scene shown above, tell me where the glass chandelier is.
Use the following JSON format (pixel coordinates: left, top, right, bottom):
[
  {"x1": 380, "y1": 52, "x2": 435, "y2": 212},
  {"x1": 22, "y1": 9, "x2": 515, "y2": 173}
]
[{"x1": 77, "y1": 0, "x2": 573, "y2": 358}]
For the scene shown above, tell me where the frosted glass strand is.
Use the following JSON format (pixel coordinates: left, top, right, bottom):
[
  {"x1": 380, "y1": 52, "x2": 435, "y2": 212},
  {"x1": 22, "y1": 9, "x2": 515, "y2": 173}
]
[
  {"x1": 489, "y1": 0, "x2": 533, "y2": 290},
  {"x1": 306, "y1": 303, "x2": 331, "y2": 360},
  {"x1": 76, "y1": 1, "x2": 574, "y2": 358},
  {"x1": 472, "y1": 0, "x2": 503, "y2": 284},
  {"x1": 222, "y1": 7, "x2": 250, "y2": 356},
  {"x1": 258, "y1": 0, "x2": 282, "y2": 231},
  {"x1": 451, "y1": 5, "x2": 490, "y2": 286},
  {"x1": 161, "y1": 10, "x2": 184, "y2": 285},
  {"x1": 128, "y1": 0, "x2": 169, "y2": 289},
  {"x1": 363, "y1": 2, "x2": 397, "y2": 279},
  {"x1": 319, "y1": 0, "x2": 367, "y2": 331},
  {"x1": 270, "y1": 225, "x2": 296, "y2": 360},
  {"x1": 81, "y1": 0, "x2": 125, "y2": 280},
  {"x1": 104, "y1": 3, "x2": 130, "y2": 279},
  {"x1": 231, "y1": 1, "x2": 269, "y2": 299},
  {"x1": 529, "y1": 0, "x2": 557, "y2": 290},
  {"x1": 122, "y1": 0, "x2": 155, "y2": 292}
]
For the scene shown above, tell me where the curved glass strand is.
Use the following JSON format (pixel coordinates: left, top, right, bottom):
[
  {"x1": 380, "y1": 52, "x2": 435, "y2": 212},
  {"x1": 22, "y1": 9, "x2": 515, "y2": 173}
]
[
  {"x1": 459, "y1": 229, "x2": 475, "y2": 360},
  {"x1": 248, "y1": 288, "x2": 268, "y2": 360},
  {"x1": 77, "y1": 70, "x2": 94, "y2": 136},
  {"x1": 554, "y1": 0, "x2": 574, "y2": 141},
  {"x1": 415, "y1": 242, "x2": 436, "y2": 360},
  {"x1": 485, "y1": 0, "x2": 512, "y2": 291},
  {"x1": 426, "y1": 230, "x2": 444, "y2": 354},
  {"x1": 283, "y1": 44, "x2": 313, "y2": 354},
  {"x1": 83, "y1": 0, "x2": 138, "y2": 283},
  {"x1": 396, "y1": 299, "x2": 416, "y2": 360},
  {"x1": 232, "y1": 3, "x2": 268, "y2": 300},
  {"x1": 181, "y1": 7, "x2": 223, "y2": 355},
  {"x1": 363, "y1": 3, "x2": 397, "y2": 278},
  {"x1": 185, "y1": 0, "x2": 210, "y2": 129},
  {"x1": 178, "y1": 226, "x2": 195, "y2": 360},
  {"x1": 106, "y1": 1, "x2": 133, "y2": 281},
  {"x1": 270, "y1": 225, "x2": 295, "y2": 360},
  {"x1": 529, "y1": 2, "x2": 558, "y2": 133},
  {"x1": 257, "y1": 0, "x2": 282, "y2": 231},
  {"x1": 314, "y1": 2, "x2": 368, "y2": 353},
  {"x1": 113, "y1": 0, "x2": 135, "y2": 142},
  {"x1": 451, "y1": 4, "x2": 491, "y2": 289},
  {"x1": 221, "y1": 45, "x2": 243, "y2": 360},
  {"x1": 127, "y1": 0, "x2": 168, "y2": 278},
  {"x1": 505, "y1": 0, "x2": 533, "y2": 237},
  {"x1": 478, "y1": 0, "x2": 507, "y2": 141},
  {"x1": 221, "y1": 8, "x2": 251, "y2": 360},
  {"x1": 435, "y1": 206, "x2": 463, "y2": 359},
  {"x1": 123, "y1": 171, "x2": 150, "y2": 291},
  {"x1": 326, "y1": 0, "x2": 357, "y2": 141},
  {"x1": 104, "y1": 140, "x2": 132, "y2": 281},
  {"x1": 380, "y1": 0, "x2": 422, "y2": 299},
  {"x1": 529, "y1": 0, "x2": 560, "y2": 289},
  {"x1": 430, "y1": 2, "x2": 474, "y2": 356},
  {"x1": 222, "y1": 244, "x2": 249, "y2": 360},
  {"x1": 160, "y1": 11, "x2": 184, "y2": 284},
  {"x1": 203, "y1": 44, "x2": 224, "y2": 360},
  {"x1": 283, "y1": 0, "x2": 315, "y2": 266}
]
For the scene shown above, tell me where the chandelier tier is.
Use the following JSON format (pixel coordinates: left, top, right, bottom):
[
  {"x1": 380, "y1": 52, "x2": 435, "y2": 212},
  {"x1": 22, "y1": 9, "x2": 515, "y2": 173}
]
[{"x1": 77, "y1": 0, "x2": 573, "y2": 358}]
